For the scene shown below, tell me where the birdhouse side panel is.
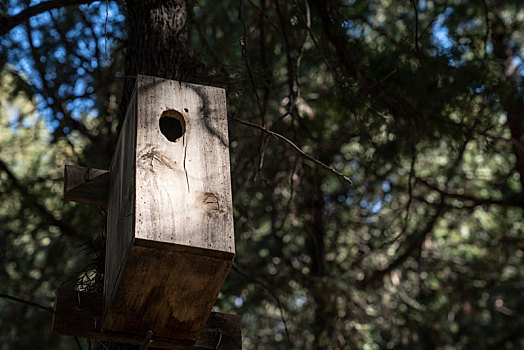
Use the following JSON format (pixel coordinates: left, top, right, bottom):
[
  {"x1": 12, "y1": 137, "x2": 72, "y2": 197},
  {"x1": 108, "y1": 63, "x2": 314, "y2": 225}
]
[{"x1": 105, "y1": 89, "x2": 137, "y2": 316}]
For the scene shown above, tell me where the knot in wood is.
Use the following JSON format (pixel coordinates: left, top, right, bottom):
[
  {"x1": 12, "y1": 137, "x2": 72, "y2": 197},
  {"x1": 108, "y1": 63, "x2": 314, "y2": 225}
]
[{"x1": 203, "y1": 193, "x2": 219, "y2": 211}]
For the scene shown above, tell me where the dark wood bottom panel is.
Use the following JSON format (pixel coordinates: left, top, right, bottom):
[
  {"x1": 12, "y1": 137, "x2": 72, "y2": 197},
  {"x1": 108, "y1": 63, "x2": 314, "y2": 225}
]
[{"x1": 103, "y1": 241, "x2": 233, "y2": 342}]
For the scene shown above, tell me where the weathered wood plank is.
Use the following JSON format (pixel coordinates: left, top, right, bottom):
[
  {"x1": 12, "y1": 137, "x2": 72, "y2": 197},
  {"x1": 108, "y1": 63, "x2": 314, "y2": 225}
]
[
  {"x1": 52, "y1": 289, "x2": 242, "y2": 349},
  {"x1": 134, "y1": 75, "x2": 234, "y2": 253},
  {"x1": 103, "y1": 240, "x2": 233, "y2": 341},
  {"x1": 63, "y1": 165, "x2": 109, "y2": 206},
  {"x1": 105, "y1": 87, "x2": 137, "y2": 318}
]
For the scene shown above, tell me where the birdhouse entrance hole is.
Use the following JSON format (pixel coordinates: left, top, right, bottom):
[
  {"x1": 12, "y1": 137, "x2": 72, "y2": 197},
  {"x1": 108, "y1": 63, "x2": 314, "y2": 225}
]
[{"x1": 159, "y1": 110, "x2": 185, "y2": 142}]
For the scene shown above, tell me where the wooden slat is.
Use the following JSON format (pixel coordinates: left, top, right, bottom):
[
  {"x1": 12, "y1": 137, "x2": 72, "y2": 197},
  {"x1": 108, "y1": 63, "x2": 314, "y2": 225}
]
[
  {"x1": 63, "y1": 165, "x2": 109, "y2": 206},
  {"x1": 194, "y1": 312, "x2": 242, "y2": 349},
  {"x1": 52, "y1": 289, "x2": 242, "y2": 349},
  {"x1": 105, "y1": 87, "x2": 138, "y2": 318}
]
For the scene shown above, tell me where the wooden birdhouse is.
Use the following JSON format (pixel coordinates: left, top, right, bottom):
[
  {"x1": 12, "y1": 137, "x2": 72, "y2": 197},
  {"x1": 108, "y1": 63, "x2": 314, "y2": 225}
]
[
  {"x1": 104, "y1": 75, "x2": 234, "y2": 341},
  {"x1": 53, "y1": 75, "x2": 239, "y2": 348}
]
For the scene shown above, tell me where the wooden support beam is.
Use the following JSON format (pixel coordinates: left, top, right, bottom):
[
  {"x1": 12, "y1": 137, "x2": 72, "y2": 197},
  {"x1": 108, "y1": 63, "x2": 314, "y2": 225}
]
[
  {"x1": 63, "y1": 165, "x2": 109, "y2": 206},
  {"x1": 52, "y1": 289, "x2": 242, "y2": 349}
]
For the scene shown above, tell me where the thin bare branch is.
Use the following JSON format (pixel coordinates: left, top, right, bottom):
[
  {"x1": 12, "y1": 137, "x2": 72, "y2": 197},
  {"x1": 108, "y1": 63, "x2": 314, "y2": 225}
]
[
  {"x1": 0, "y1": 158, "x2": 80, "y2": 237},
  {"x1": 0, "y1": 0, "x2": 98, "y2": 35},
  {"x1": 0, "y1": 293, "x2": 54, "y2": 313},
  {"x1": 417, "y1": 177, "x2": 521, "y2": 207},
  {"x1": 231, "y1": 264, "x2": 292, "y2": 346},
  {"x1": 273, "y1": 0, "x2": 296, "y2": 104},
  {"x1": 246, "y1": 0, "x2": 279, "y2": 31},
  {"x1": 238, "y1": 0, "x2": 264, "y2": 120},
  {"x1": 74, "y1": 336, "x2": 83, "y2": 350},
  {"x1": 234, "y1": 117, "x2": 352, "y2": 184},
  {"x1": 410, "y1": 0, "x2": 420, "y2": 54},
  {"x1": 357, "y1": 203, "x2": 446, "y2": 288}
]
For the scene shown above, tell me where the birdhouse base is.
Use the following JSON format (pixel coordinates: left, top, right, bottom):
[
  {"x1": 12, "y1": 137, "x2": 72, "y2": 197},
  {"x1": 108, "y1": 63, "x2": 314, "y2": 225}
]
[{"x1": 103, "y1": 238, "x2": 234, "y2": 342}]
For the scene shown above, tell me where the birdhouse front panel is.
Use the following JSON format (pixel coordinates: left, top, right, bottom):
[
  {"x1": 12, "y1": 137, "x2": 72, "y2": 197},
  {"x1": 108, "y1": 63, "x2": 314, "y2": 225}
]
[{"x1": 134, "y1": 76, "x2": 234, "y2": 253}]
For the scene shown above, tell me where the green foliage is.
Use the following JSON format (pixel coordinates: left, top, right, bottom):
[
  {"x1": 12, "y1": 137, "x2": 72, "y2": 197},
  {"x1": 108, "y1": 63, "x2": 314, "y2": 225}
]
[
  {"x1": 0, "y1": 72, "x2": 105, "y2": 349},
  {"x1": 0, "y1": 0, "x2": 523, "y2": 349}
]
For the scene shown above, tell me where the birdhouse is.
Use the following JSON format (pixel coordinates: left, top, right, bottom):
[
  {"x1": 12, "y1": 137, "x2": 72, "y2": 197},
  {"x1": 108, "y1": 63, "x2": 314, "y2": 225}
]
[{"x1": 102, "y1": 75, "x2": 235, "y2": 343}]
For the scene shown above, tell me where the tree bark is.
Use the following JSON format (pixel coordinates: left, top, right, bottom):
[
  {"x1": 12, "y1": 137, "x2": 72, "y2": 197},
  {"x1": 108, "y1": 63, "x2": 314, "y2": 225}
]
[{"x1": 120, "y1": 0, "x2": 189, "y2": 123}]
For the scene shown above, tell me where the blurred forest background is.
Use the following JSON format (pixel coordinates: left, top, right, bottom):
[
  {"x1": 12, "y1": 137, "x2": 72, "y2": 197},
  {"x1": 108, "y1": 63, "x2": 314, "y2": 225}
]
[{"x1": 0, "y1": 0, "x2": 523, "y2": 349}]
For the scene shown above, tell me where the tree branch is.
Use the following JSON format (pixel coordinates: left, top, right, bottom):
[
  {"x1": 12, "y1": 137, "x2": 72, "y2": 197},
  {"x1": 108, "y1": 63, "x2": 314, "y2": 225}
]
[
  {"x1": 0, "y1": 293, "x2": 54, "y2": 313},
  {"x1": 310, "y1": 0, "x2": 418, "y2": 120},
  {"x1": 410, "y1": 0, "x2": 420, "y2": 54},
  {"x1": 417, "y1": 177, "x2": 522, "y2": 207},
  {"x1": 0, "y1": 158, "x2": 80, "y2": 237},
  {"x1": 24, "y1": 22, "x2": 97, "y2": 142},
  {"x1": 356, "y1": 203, "x2": 445, "y2": 288},
  {"x1": 231, "y1": 264, "x2": 291, "y2": 346},
  {"x1": 234, "y1": 117, "x2": 352, "y2": 184},
  {"x1": 0, "y1": 0, "x2": 99, "y2": 36}
]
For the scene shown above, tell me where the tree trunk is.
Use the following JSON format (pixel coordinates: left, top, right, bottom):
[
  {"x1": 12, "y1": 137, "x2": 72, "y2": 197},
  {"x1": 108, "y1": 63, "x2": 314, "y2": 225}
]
[
  {"x1": 304, "y1": 170, "x2": 335, "y2": 349},
  {"x1": 492, "y1": 16, "x2": 524, "y2": 205},
  {"x1": 120, "y1": 0, "x2": 189, "y2": 123}
]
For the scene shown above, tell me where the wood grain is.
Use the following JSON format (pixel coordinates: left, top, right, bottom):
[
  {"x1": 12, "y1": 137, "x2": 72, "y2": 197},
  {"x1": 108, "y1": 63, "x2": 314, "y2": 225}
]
[
  {"x1": 105, "y1": 87, "x2": 137, "y2": 318},
  {"x1": 52, "y1": 289, "x2": 242, "y2": 349},
  {"x1": 134, "y1": 75, "x2": 234, "y2": 253},
  {"x1": 63, "y1": 165, "x2": 109, "y2": 206},
  {"x1": 103, "y1": 240, "x2": 233, "y2": 342}
]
